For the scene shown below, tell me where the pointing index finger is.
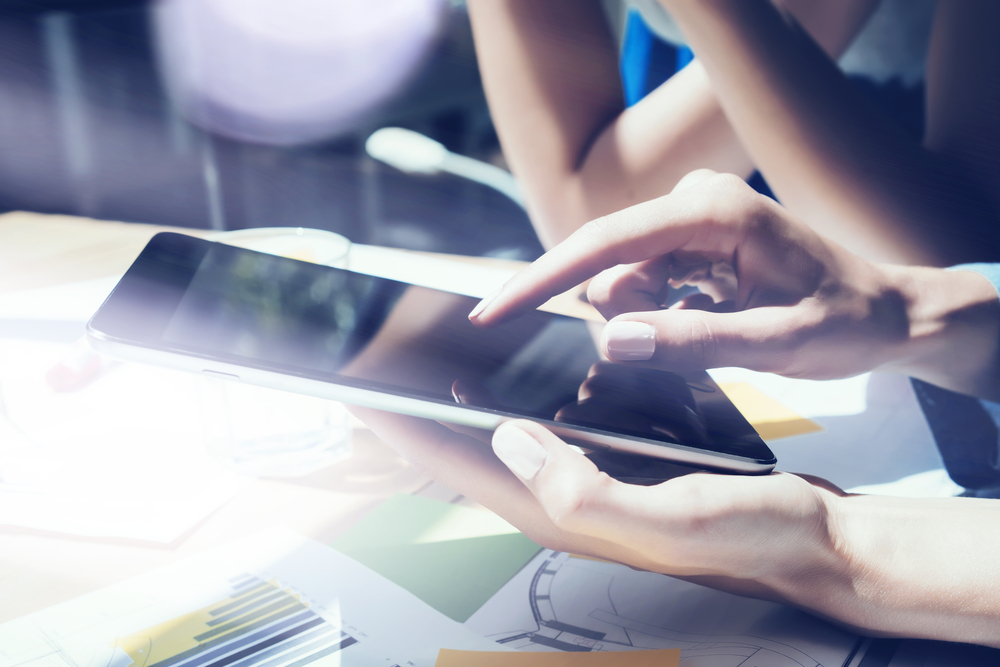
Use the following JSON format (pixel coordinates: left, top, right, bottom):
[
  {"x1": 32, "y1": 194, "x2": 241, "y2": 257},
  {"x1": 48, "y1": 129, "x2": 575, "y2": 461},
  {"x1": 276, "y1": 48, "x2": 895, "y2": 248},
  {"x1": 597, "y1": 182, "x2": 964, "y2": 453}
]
[{"x1": 468, "y1": 191, "x2": 708, "y2": 327}]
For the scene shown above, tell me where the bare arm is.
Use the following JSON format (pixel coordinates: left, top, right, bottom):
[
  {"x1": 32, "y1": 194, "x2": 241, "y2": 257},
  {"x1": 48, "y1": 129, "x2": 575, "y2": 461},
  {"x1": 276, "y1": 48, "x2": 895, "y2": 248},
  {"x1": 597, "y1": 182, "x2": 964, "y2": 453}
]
[
  {"x1": 659, "y1": 0, "x2": 1000, "y2": 266},
  {"x1": 354, "y1": 407, "x2": 1000, "y2": 646},
  {"x1": 356, "y1": 171, "x2": 1000, "y2": 646},
  {"x1": 482, "y1": 416, "x2": 1000, "y2": 645},
  {"x1": 466, "y1": 0, "x2": 877, "y2": 248}
]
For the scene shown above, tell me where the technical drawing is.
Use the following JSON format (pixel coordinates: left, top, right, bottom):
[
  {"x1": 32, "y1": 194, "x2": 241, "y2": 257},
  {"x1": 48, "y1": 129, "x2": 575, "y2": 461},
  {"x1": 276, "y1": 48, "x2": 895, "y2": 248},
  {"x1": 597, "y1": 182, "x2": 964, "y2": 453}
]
[{"x1": 471, "y1": 550, "x2": 862, "y2": 667}]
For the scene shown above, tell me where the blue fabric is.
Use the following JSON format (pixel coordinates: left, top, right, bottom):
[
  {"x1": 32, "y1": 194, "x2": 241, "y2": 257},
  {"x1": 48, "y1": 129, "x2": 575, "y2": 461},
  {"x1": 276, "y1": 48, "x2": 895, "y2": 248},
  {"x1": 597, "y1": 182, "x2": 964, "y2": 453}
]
[
  {"x1": 912, "y1": 263, "x2": 1000, "y2": 494},
  {"x1": 620, "y1": 10, "x2": 654, "y2": 107},
  {"x1": 948, "y1": 263, "x2": 1000, "y2": 292},
  {"x1": 675, "y1": 44, "x2": 694, "y2": 71},
  {"x1": 620, "y1": 10, "x2": 690, "y2": 108}
]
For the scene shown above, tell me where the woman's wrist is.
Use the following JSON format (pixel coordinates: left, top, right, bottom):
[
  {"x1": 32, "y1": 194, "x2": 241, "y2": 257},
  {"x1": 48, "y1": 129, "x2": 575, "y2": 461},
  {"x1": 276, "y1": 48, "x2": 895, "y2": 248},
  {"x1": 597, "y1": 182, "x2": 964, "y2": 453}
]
[
  {"x1": 749, "y1": 482, "x2": 865, "y2": 631},
  {"x1": 818, "y1": 493, "x2": 1000, "y2": 647},
  {"x1": 751, "y1": 480, "x2": 1000, "y2": 646},
  {"x1": 876, "y1": 264, "x2": 1000, "y2": 400}
]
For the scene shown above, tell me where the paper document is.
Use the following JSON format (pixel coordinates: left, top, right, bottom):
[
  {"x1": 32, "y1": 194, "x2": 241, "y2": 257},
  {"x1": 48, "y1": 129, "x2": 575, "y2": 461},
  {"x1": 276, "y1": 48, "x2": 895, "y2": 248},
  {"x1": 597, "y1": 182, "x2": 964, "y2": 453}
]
[
  {"x1": 709, "y1": 368, "x2": 945, "y2": 491},
  {"x1": 467, "y1": 549, "x2": 861, "y2": 666},
  {"x1": 0, "y1": 528, "x2": 503, "y2": 667},
  {"x1": 436, "y1": 648, "x2": 680, "y2": 666},
  {"x1": 0, "y1": 338, "x2": 246, "y2": 543},
  {"x1": 716, "y1": 381, "x2": 822, "y2": 441},
  {"x1": 334, "y1": 494, "x2": 541, "y2": 622},
  {"x1": 708, "y1": 368, "x2": 871, "y2": 420},
  {"x1": 0, "y1": 275, "x2": 120, "y2": 323},
  {"x1": 348, "y1": 245, "x2": 516, "y2": 298}
]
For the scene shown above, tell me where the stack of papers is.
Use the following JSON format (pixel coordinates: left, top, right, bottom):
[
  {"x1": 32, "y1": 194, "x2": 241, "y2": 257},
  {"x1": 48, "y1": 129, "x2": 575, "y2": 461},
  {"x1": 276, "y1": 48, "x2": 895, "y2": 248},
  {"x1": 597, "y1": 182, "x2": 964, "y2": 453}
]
[
  {"x1": 0, "y1": 528, "x2": 501, "y2": 667},
  {"x1": 0, "y1": 495, "x2": 875, "y2": 666},
  {"x1": 340, "y1": 495, "x2": 864, "y2": 665}
]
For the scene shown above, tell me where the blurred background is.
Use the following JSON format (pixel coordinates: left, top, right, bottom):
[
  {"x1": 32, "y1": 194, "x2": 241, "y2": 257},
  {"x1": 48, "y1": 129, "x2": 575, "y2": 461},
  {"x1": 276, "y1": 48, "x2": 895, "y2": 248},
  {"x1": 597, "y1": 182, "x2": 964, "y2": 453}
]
[{"x1": 0, "y1": 0, "x2": 544, "y2": 259}]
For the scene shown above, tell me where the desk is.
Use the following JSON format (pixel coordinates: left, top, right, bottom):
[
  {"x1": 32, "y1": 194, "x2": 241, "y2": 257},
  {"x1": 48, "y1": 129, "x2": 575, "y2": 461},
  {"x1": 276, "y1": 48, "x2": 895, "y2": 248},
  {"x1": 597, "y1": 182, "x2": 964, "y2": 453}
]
[
  {"x1": 0, "y1": 212, "x2": 995, "y2": 666},
  {"x1": 0, "y1": 212, "x2": 460, "y2": 623},
  {"x1": 0, "y1": 212, "x2": 584, "y2": 622}
]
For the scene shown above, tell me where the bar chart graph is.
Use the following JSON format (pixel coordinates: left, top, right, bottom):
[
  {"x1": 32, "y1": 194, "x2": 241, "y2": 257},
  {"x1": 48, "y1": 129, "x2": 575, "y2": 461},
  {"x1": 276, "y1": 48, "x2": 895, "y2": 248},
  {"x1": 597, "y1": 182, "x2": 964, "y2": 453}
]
[
  {"x1": 0, "y1": 530, "x2": 500, "y2": 667},
  {"x1": 115, "y1": 574, "x2": 357, "y2": 667}
]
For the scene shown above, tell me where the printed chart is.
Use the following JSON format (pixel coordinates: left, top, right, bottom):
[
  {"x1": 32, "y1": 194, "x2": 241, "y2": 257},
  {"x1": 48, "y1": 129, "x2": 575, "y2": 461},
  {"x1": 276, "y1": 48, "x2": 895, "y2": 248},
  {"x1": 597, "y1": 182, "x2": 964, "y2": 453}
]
[
  {"x1": 467, "y1": 550, "x2": 862, "y2": 666},
  {"x1": 109, "y1": 573, "x2": 355, "y2": 667},
  {"x1": 0, "y1": 529, "x2": 501, "y2": 667}
]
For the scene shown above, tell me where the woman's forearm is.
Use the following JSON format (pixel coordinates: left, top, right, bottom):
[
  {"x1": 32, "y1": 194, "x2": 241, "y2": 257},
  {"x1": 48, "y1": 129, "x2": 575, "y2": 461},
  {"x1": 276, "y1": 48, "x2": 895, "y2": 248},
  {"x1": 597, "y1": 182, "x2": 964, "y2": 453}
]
[
  {"x1": 815, "y1": 493, "x2": 1000, "y2": 646},
  {"x1": 660, "y1": 0, "x2": 1000, "y2": 266},
  {"x1": 468, "y1": 0, "x2": 753, "y2": 248},
  {"x1": 877, "y1": 265, "x2": 1000, "y2": 402},
  {"x1": 469, "y1": 0, "x2": 889, "y2": 249},
  {"x1": 467, "y1": 0, "x2": 627, "y2": 248}
]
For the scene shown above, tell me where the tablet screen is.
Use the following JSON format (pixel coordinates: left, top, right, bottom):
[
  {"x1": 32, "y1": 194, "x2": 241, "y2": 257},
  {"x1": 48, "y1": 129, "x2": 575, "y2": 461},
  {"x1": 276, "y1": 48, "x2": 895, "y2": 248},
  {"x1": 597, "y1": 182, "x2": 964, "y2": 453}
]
[{"x1": 93, "y1": 233, "x2": 773, "y2": 463}]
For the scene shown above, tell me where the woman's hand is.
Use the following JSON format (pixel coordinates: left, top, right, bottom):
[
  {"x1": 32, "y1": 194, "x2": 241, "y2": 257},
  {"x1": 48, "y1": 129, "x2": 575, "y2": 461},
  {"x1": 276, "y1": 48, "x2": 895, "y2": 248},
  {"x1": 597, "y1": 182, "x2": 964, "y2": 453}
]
[
  {"x1": 486, "y1": 418, "x2": 1000, "y2": 647},
  {"x1": 471, "y1": 170, "x2": 896, "y2": 379},
  {"x1": 352, "y1": 404, "x2": 850, "y2": 612},
  {"x1": 489, "y1": 420, "x2": 848, "y2": 601},
  {"x1": 470, "y1": 171, "x2": 1000, "y2": 400},
  {"x1": 348, "y1": 406, "x2": 659, "y2": 569},
  {"x1": 353, "y1": 404, "x2": 1000, "y2": 646}
]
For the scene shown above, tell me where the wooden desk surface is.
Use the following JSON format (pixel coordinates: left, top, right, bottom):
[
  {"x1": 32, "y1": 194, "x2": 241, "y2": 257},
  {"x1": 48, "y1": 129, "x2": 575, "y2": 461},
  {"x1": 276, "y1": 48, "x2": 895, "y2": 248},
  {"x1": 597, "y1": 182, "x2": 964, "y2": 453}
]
[{"x1": 0, "y1": 211, "x2": 482, "y2": 623}]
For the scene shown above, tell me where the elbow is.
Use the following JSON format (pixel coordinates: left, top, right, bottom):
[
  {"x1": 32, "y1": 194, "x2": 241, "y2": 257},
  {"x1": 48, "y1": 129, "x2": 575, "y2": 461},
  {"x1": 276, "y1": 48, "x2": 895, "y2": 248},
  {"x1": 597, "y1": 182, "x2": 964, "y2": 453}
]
[{"x1": 519, "y1": 173, "x2": 600, "y2": 249}]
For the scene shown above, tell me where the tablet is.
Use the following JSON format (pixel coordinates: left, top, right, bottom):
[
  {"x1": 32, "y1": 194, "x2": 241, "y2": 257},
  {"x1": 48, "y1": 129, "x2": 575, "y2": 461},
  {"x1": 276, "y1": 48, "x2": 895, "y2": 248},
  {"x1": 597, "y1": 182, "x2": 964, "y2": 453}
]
[{"x1": 87, "y1": 232, "x2": 776, "y2": 475}]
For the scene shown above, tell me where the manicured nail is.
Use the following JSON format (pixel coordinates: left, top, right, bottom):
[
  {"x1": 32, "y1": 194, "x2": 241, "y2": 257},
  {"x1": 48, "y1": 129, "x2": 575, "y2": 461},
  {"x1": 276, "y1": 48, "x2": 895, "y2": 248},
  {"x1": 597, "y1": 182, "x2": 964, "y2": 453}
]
[
  {"x1": 604, "y1": 321, "x2": 656, "y2": 361},
  {"x1": 493, "y1": 423, "x2": 548, "y2": 480},
  {"x1": 469, "y1": 288, "x2": 502, "y2": 321}
]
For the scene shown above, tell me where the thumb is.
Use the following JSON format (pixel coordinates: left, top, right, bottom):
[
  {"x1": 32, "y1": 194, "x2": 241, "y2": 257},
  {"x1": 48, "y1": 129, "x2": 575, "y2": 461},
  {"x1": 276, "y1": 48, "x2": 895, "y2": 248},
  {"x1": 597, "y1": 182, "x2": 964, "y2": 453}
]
[
  {"x1": 492, "y1": 420, "x2": 626, "y2": 536},
  {"x1": 599, "y1": 306, "x2": 804, "y2": 372}
]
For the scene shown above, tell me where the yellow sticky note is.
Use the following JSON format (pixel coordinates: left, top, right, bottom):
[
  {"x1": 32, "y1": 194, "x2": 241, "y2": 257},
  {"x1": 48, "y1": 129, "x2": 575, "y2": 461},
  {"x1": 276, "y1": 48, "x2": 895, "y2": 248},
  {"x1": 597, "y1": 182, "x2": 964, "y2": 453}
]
[
  {"x1": 718, "y1": 382, "x2": 822, "y2": 441},
  {"x1": 436, "y1": 649, "x2": 680, "y2": 667}
]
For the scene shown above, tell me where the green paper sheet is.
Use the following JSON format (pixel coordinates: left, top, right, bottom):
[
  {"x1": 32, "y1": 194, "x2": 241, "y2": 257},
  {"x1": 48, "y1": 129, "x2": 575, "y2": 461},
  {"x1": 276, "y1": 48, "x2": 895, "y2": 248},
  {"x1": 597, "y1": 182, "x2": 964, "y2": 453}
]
[{"x1": 334, "y1": 494, "x2": 541, "y2": 622}]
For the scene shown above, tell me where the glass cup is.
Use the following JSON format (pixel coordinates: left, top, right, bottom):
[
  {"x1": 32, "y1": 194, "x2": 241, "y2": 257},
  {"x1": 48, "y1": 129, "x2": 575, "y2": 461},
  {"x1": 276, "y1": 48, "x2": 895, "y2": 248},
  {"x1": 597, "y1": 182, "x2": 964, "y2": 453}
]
[{"x1": 201, "y1": 227, "x2": 354, "y2": 477}]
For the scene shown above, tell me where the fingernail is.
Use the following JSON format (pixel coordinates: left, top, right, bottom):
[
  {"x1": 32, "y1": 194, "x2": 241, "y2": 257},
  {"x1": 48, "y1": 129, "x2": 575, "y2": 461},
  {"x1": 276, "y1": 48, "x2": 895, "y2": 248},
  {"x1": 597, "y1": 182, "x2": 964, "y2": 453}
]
[
  {"x1": 469, "y1": 287, "x2": 502, "y2": 321},
  {"x1": 604, "y1": 321, "x2": 656, "y2": 361},
  {"x1": 493, "y1": 423, "x2": 548, "y2": 480}
]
